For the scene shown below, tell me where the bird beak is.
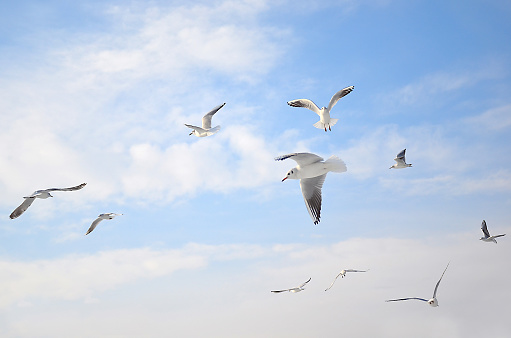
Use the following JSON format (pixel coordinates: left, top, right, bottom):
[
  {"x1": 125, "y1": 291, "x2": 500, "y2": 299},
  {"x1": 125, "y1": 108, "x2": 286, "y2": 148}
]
[
  {"x1": 281, "y1": 177, "x2": 287, "y2": 182},
  {"x1": 189, "y1": 132, "x2": 193, "y2": 136}
]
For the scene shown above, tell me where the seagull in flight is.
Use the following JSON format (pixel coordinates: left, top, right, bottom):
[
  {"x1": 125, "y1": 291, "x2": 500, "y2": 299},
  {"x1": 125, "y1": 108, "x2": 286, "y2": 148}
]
[
  {"x1": 386, "y1": 263, "x2": 450, "y2": 307},
  {"x1": 275, "y1": 152, "x2": 347, "y2": 225},
  {"x1": 389, "y1": 149, "x2": 412, "y2": 169},
  {"x1": 271, "y1": 278, "x2": 311, "y2": 293},
  {"x1": 85, "y1": 213, "x2": 123, "y2": 235},
  {"x1": 287, "y1": 86, "x2": 354, "y2": 132},
  {"x1": 480, "y1": 220, "x2": 506, "y2": 244},
  {"x1": 185, "y1": 103, "x2": 225, "y2": 137},
  {"x1": 10, "y1": 183, "x2": 87, "y2": 219},
  {"x1": 325, "y1": 269, "x2": 369, "y2": 291}
]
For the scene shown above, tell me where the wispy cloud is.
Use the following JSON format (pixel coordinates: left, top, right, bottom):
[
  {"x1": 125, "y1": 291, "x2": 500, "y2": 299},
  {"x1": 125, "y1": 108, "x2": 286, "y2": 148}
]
[{"x1": 465, "y1": 104, "x2": 511, "y2": 131}]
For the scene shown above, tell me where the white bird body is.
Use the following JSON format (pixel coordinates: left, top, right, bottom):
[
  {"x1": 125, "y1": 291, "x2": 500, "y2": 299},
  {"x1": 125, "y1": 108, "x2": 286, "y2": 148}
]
[
  {"x1": 10, "y1": 183, "x2": 87, "y2": 219},
  {"x1": 185, "y1": 103, "x2": 224, "y2": 137},
  {"x1": 386, "y1": 263, "x2": 449, "y2": 307},
  {"x1": 86, "y1": 213, "x2": 123, "y2": 235},
  {"x1": 390, "y1": 149, "x2": 412, "y2": 169},
  {"x1": 275, "y1": 152, "x2": 347, "y2": 225},
  {"x1": 480, "y1": 220, "x2": 506, "y2": 243},
  {"x1": 287, "y1": 86, "x2": 354, "y2": 132},
  {"x1": 271, "y1": 278, "x2": 311, "y2": 293}
]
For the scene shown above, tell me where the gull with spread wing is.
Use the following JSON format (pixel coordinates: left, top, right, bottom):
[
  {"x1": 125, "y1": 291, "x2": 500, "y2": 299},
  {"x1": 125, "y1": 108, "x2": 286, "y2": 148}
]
[
  {"x1": 386, "y1": 263, "x2": 450, "y2": 307},
  {"x1": 85, "y1": 213, "x2": 123, "y2": 235},
  {"x1": 389, "y1": 149, "x2": 412, "y2": 169},
  {"x1": 185, "y1": 103, "x2": 225, "y2": 137},
  {"x1": 271, "y1": 278, "x2": 311, "y2": 293},
  {"x1": 480, "y1": 220, "x2": 506, "y2": 244},
  {"x1": 275, "y1": 152, "x2": 347, "y2": 225},
  {"x1": 325, "y1": 269, "x2": 369, "y2": 291},
  {"x1": 10, "y1": 183, "x2": 87, "y2": 219},
  {"x1": 287, "y1": 86, "x2": 354, "y2": 132}
]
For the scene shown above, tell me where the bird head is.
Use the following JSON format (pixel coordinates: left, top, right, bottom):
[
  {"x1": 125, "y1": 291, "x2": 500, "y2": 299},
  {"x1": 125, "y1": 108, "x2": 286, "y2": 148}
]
[
  {"x1": 282, "y1": 168, "x2": 298, "y2": 181},
  {"x1": 428, "y1": 298, "x2": 438, "y2": 307}
]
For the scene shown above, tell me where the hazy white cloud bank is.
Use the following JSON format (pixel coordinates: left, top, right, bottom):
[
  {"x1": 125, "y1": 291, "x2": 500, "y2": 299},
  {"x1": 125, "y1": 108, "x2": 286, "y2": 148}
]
[{"x1": 1, "y1": 231, "x2": 510, "y2": 337}]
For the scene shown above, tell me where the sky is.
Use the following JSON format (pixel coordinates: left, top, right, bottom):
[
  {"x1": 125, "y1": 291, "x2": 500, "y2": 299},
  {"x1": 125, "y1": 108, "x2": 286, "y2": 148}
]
[{"x1": 1, "y1": 0, "x2": 511, "y2": 336}]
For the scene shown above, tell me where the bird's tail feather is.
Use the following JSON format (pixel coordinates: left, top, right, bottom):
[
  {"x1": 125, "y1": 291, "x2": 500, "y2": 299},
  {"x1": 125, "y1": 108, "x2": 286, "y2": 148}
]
[
  {"x1": 313, "y1": 121, "x2": 324, "y2": 129},
  {"x1": 206, "y1": 125, "x2": 221, "y2": 136},
  {"x1": 329, "y1": 118, "x2": 339, "y2": 127},
  {"x1": 326, "y1": 155, "x2": 347, "y2": 173}
]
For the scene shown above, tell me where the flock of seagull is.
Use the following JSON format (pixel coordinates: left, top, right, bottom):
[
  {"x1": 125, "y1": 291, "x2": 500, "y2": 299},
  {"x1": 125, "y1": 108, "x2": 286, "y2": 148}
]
[{"x1": 8, "y1": 85, "x2": 506, "y2": 307}]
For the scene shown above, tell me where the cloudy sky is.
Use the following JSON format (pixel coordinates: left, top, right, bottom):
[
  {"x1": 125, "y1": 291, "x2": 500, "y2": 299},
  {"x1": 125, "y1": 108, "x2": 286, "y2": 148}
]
[{"x1": 1, "y1": 0, "x2": 511, "y2": 337}]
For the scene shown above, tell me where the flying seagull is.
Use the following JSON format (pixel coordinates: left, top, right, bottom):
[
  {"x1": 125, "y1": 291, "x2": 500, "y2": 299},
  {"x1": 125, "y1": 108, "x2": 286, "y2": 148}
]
[
  {"x1": 480, "y1": 220, "x2": 506, "y2": 244},
  {"x1": 271, "y1": 278, "x2": 311, "y2": 293},
  {"x1": 275, "y1": 152, "x2": 347, "y2": 225},
  {"x1": 325, "y1": 269, "x2": 369, "y2": 291},
  {"x1": 287, "y1": 86, "x2": 354, "y2": 132},
  {"x1": 10, "y1": 183, "x2": 87, "y2": 219},
  {"x1": 185, "y1": 102, "x2": 225, "y2": 137},
  {"x1": 85, "y1": 213, "x2": 123, "y2": 235},
  {"x1": 389, "y1": 149, "x2": 412, "y2": 169},
  {"x1": 386, "y1": 263, "x2": 450, "y2": 307}
]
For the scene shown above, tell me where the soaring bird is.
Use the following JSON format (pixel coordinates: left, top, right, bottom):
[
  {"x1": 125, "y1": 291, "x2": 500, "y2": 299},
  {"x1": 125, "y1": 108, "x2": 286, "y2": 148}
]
[
  {"x1": 287, "y1": 86, "x2": 354, "y2": 132},
  {"x1": 386, "y1": 263, "x2": 450, "y2": 307},
  {"x1": 185, "y1": 103, "x2": 225, "y2": 137},
  {"x1": 10, "y1": 183, "x2": 87, "y2": 219},
  {"x1": 85, "y1": 213, "x2": 123, "y2": 235},
  {"x1": 271, "y1": 278, "x2": 311, "y2": 293},
  {"x1": 389, "y1": 149, "x2": 412, "y2": 169},
  {"x1": 480, "y1": 220, "x2": 506, "y2": 244},
  {"x1": 275, "y1": 152, "x2": 347, "y2": 225},
  {"x1": 325, "y1": 269, "x2": 368, "y2": 291}
]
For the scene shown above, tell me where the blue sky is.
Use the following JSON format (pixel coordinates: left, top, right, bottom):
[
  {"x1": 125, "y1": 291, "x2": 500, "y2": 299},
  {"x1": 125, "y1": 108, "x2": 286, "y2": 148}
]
[{"x1": 1, "y1": 0, "x2": 511, "y2": 336}]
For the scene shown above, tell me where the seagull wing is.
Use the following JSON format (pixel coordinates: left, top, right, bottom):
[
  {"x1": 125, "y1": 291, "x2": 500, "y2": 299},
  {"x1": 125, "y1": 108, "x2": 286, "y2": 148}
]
[
  {"x1": 10, "y1": 198, "x2": 35, "y2": 219},
  {"x1": 287, "y1": 99, "x2": 322, "y2": 115},
  {"x1": 201, "y1": 103, "x2": 225, "y2": 129},
  {"x1": 85, "y1": 217, "x2": 104, "y2": 235},
  {"x1": 345, "y1": 269, "x2": 368, "y2": 273},
  {"x1": 326, "y1": 86, "x2": 354, "y2": 113},
  {"x1": 300, "y1": 174, "x2": 326, "y2": 225},
  {"x1": 481, "y1": 220, "x2": 491, "y2": 238},
  {"x1": 45, "y1": 183, "x2": 87, "y2": 192},
  {"x1": 271, "y1": 289, "x2": 290, "y2": 293},
  {"x1": 433, "y1": 262, "x2": 450, "y2": 298},
  {"x1": 185, "y1": 124, "x2": 206, "y2": 133},
  {"x1": 325, "y1": 272, "x2": 342, "y2": 291},
  {"x1": 385, "y1": 297, "x2": 429, "y2": 302},
  {"x1": 275, "y1": 152, "x2": 324, "y2": 167},
  {"x1": 299, "y1": 277, "x2": 312, "y2": 288},
  {"x1": 492, "y1": 234, "x2": 506, "y2": 238}
]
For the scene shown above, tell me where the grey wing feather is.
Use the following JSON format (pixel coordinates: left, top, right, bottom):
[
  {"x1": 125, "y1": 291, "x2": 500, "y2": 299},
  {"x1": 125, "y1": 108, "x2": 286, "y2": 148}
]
[
  {"x1": 271, "y1": 289, "x2": 289, "y2": 293},
  {"x1": 433, "y1": 262, "x2": 450, "y2": 298},
  {"x1": 299, "y1": 277, "x2": 312, "y2": 288},
  {"x1": 326, "y1": 86, "x2": 354, "y2": 112},
  {"x1": 300, "y1": 174, "x2": 327, "y2": 225},
  {"x1": 202, "y1": 103, "x2": 225, "y2": 129},
  {"x1": 345, "y1": 269, "x2": 368, "y2": 273},
  {"x1": 275, "y1": 153, "x2": 324, "y2": 166},
  {"x1": 325, "y1": 273, "x2": 342, "y2": 291},
  {"x1": 287, "y1": 99, "x2": 321, "y2": 115},
  {"x1": 396, "y1": 149, "x2": 406, "y2": 160},
  {"x1": 10, "y1": 198, "x2": 35, "y2": 219},
  {"x1": 46, "y1": 183, "x2": 87, "y2": 192},
  {"x1": 481, "y1": 220, "x2": 491, "y2": 238},
  {"x1": 493, "y1": 234, "x2": 506, "y2": 238},
  {"x1": 385, "y1": 297, "x2": 428, "y2": 302},
  {"x1": 85, "y1": 218, "x2": 104, "y2": 235},
  {"x1": 185, "y1": 124, "x2": 205, "y2": 132}
]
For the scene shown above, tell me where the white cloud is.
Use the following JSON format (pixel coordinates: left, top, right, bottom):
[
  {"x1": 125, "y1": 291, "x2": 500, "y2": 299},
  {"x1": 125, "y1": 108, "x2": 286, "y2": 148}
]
[{"x1": 465, "y1": 104, "x2": 511, "y2": 131}]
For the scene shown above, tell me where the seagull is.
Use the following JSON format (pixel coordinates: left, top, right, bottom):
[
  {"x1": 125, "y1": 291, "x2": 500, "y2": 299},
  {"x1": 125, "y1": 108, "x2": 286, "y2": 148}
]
[
  {"x1": 275, "y1": 152, "x2": 347, "y2": 225},
  {"x1": 287, "y1": 86, "x2": 354, "y2": 132},
  {"x1": 385, "y1": 263, "x2": 450, "y2": 307},
  {"x1": 10, "y1": 183, "x2": 87, "y2": 219},
  {"x1": 185, "y1": 102, "x2": 225, "y2": 137},
  {"x1": 389, "y1": 149, "x2": 412, "y2": 169},
  {"x1": 271, "y1": 278, "x2": 311, "y2": 293},
  {"x1": 325, "y1": 269, "x2": 369, "y2": 291},
  {"x1": 480, "y1": 220, "x2": 506, "y2": 244},
  {"x1": 85, "y1": 213, "x2": 123, "y2": 235}
]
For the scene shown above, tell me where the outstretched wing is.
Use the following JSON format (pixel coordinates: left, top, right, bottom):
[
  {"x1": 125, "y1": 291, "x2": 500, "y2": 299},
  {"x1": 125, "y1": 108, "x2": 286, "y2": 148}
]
[
  {"x1": 300, "y1": 174, "x2": 326, "y2": 225},
  {"x1": 481, "y1": 220, "x2": 491, "y2": 238},
  {"x1": 85, "y1": 217, "x2": 104, "y2": 235},
  {"x1": 326, "y1": 86, "x2": 354, "y2": 113},
  {"x1": 493, "y1": 234, "x2": 506, "y2": 239},
  {"x1": 433, "y1": 262, "x2": 450, "y2": 298},
  {"x1": 287, "y1": 99, "x2": 321, "y2": 115},
  {"x1": 345, "y1": 269, "x2": 368, "y2": 273},
  {"x1": 299, "y1": 277, "x2": 312, "y2": 288},
  {"x1": 202, "y1": 103, "x2": 225, "y2": 129},
  {"x1": 275, "y1": 153, "x2": 324, "y2": 167},
  {"x1": 271, "y1": 289, "x2": 289, "y2": 293},
  {"x1": 185, "y1": 124, "x2": 206, "y2": 133},
  {"x1": 46, "y1": 183, "x2": 87, "y2": 192},
  {"x1": 325, "y1": 272, "x2": 342, "y2": 291},
  {"x1": 385, "y1": 297, "x2": 428, "y2": 303},
  {"x1": 10, "y1": 198, "x2": 35, "y2": 219}
]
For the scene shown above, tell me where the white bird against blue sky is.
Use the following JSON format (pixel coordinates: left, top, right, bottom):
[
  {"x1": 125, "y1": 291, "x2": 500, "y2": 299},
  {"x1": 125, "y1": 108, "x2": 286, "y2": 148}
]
[
  {"x1": 325, "y1": 269, "x2": 369, "y2": 291},
  {"x1": 185, "y1": 102, "x2": 225, "y2": 137},
  {"x1": 386, "y1": 263, "x2": 450, "y2": 307},
  {"x1": 389, "y1": 149, "x2": 412, "y2": 169},
  {"x1": 480, "y1": 220, "x2": 506, "y2": 244},
  {"x1": 9, "y1": 183, "x2": 87, "y2": 219},
  {"x1": 271, "y1": 277, "x2": 311, "y2": 293},
  {"x1": 85, "y1": 213, "x2": 123, "y2": 235},
  {"x1": 275, "y1": 152, "x2": 347, "y2": 225},
  {"x1": 287, "y1": 86, "x2": 354, "y2": 132}
]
